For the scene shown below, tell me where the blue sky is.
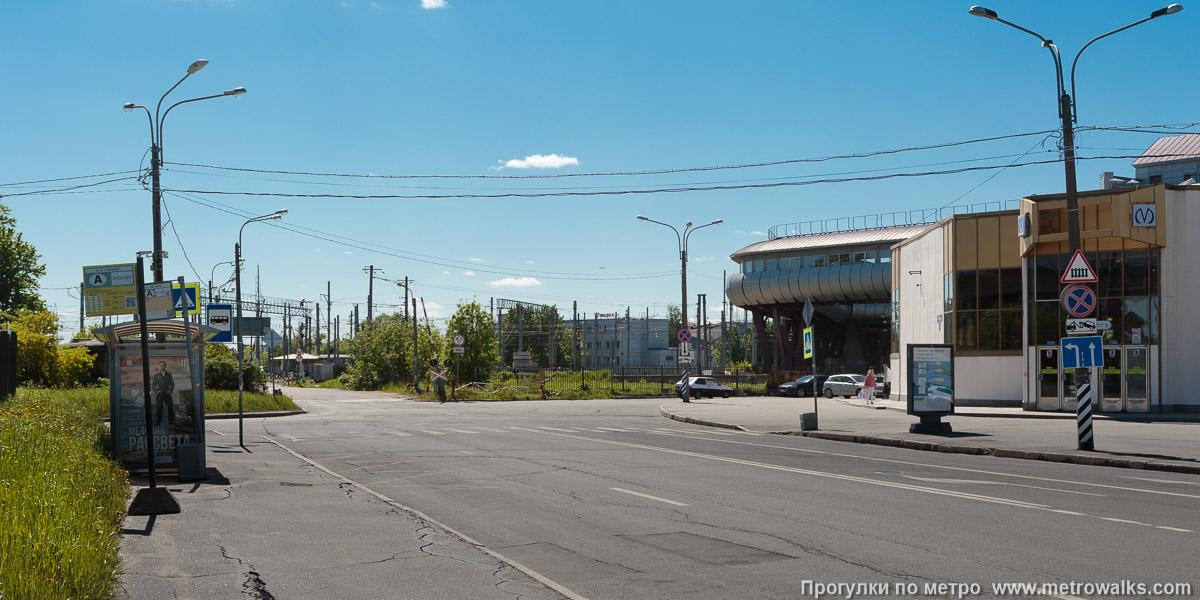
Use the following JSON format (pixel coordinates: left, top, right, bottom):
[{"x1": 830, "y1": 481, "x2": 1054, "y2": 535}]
[{"x1": 3, "y1": 1, "x2": 1195, "y2": 338}]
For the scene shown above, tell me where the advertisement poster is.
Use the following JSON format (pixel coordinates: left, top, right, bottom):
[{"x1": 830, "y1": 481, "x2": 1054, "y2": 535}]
[
  {"x1": 115, "y1": 353, "x2": 199, "y2": 467},
  {"x1": 908, "y1": 344, "x2": 954, "y2": 415}
]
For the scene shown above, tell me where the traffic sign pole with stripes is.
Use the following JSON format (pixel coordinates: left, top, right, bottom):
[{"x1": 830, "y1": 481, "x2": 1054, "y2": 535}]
[{"x1": 1077, "y1": 376, "x2": 1095, "y2": 451}]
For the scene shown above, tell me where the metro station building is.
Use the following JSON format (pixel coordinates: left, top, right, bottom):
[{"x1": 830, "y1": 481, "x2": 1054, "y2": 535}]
[{"x1": 728, "y1": 173, "x2": 1200, "y2": 414}]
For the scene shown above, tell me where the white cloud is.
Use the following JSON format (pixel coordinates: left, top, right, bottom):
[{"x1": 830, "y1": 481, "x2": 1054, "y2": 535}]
[
  {"x1": 733, "y1": 229, "x2": 767, "y2": 237},
  {"x1": 751, "y1": 230, "x2": 766, "y2": 236},
  {"x1": 442, "y1": 271, "x2": 451, "y2": 275},
  {"x1": 467, "y1": 257, "x2": 484, "y2": 263},
  {"x1": 343, "y1": 251, "x2": 353, "y2": 255},
  {"x1": 692, "y1": 256, "x2": 716, "y2": 262},
  {"x1": 463, "y1": 271, "x2": 475, "y2": 276},
  {"x1": 421, "y1": 0, "x2": 448, "y2": 8},
  {"x1": 423, "y1": 301, "x2": 445, "y2": 318},
  {"x1": 487, "y1": 277, "x2": 543, "y2": 287},
  {"x1": 495, "y1": 153, "x2": 580, "y2": 170},
  {"x1": 524, "y1": 260, "x2": 535, "y2": 265}
]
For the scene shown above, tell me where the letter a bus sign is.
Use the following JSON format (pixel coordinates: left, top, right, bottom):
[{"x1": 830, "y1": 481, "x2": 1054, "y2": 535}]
[{"x1": 1060, "y1": 249, "x2": 1098, "y2": 284}]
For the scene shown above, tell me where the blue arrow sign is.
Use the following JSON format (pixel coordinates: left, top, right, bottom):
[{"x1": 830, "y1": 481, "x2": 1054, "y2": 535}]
[{"x1": 1061, "y1": 335, "x2": 1104, "y2": 369}]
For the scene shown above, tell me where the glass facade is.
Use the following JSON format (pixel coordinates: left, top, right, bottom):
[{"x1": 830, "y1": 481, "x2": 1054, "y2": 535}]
[
  {"x1": 740, "y1": 245, "x2": 890, "y2": 274},
  {"x1": 1026, "y1": 245, "x2": 1160, "y2": 346},
  {"x1": 949, "y1": 267, "x2": 1022, "y2": 352}
]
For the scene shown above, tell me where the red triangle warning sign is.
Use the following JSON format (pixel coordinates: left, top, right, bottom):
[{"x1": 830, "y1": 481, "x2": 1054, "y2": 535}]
[{"x1": 1061, "y1": 249, "x2": 1098, "y2": 283}]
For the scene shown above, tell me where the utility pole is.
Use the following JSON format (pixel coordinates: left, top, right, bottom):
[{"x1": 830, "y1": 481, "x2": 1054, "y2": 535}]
[
  {"x1": 364, "y1": 265, "x2": 375, "y2": 326},
  {"x1": 324, "y1": 281, "x2": 332, "y2": 356},
  {"x1": 78, "y1": 283, "x2": 84, "y2": 336},
  {"x1": 315, "y1": 302, "x2": 321, "y2": 356},
  {"x1": 353, "y1": 304, "x2": 359, "y2": 336},
  {"x1": 412, "y1": 297, "x2": 420, "y2": 392},
  {"x1": 625, "y1": 306, "x2": 631, "y2": 367},
  {"x1": 403, "y1": 277, "x2": 409, "y2": 320},
  {"x1": 722, "y1": 270, "x2": 728, "y2": 374},
  {"x1": 572, "y1": 301, "x2": 579, "y2": 368}
]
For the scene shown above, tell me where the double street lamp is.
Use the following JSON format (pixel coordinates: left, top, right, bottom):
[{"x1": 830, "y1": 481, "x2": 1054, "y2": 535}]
[
  {"x1": 124, "y1": 59, "x2": 247, "y2": 284},
  {"x1": 969, "y1": 3, "x2": 1183, "y2": 450},
  {"x1": 235, "y1": 210, "x2": 287, "y2": 447},
  {"x1": 636, "y1": 215, "x2": 723, "y2": 338}
]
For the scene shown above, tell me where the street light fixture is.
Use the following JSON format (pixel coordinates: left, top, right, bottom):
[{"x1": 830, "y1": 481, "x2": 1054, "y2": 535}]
[
  {"x1": 968, "y1": 4, "x2": 1183, "y2": 451},
  {"x1": 636, "y1": 214, "x2": 723, "y2": 336},
  {"x1": 235, "y1": 209, "x2": 287, "y2": 448},
  {"x1": 123, "y1": 59, "x2": 247, "y2": 284},
  {"x1": 209, "y1": 260, "x2": 237, "y2": 303}
]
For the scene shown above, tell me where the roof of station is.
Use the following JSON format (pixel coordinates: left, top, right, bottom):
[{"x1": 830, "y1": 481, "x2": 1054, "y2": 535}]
[
  {"x1": 730, "y1": 225, "x2": 930, "y2": 261},
  {"x1": 1132, "y1": 134, "x2": 1200, "y2": 167}
]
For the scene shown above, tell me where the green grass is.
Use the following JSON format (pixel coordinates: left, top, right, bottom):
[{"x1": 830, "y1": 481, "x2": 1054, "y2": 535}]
[
  {"x1": 1, "y1": 389, "x2": 130, "y2": 600},
  {"x1": 29, "y1": 386, "x2": 300, "y2": 418}
]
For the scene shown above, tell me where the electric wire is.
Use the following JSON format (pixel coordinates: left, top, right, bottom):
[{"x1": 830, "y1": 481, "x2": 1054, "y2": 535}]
[
  {"x1": 160, "y1": 197, "x2": 207, "y2": 284},
  {"x1": 0, "y1": 170, "x2": 141, "y2": 188}
]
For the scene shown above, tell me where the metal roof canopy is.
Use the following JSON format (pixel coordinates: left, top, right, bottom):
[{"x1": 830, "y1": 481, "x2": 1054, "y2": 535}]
[
  {"x1": 1132, "y1": 134, "x2": 1200, "y2": 168},
  {"x1": 93, "y1": 320, "x2": 219, "y2": 345}
]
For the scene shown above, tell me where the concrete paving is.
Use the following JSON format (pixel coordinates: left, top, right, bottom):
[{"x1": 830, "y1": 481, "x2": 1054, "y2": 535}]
[
  {"x1": 661, "y1": 394, "x2": 1200, "y2": 474},
  {"x1": 118, "y1": 423, "x2": 566, "y2": 600}
]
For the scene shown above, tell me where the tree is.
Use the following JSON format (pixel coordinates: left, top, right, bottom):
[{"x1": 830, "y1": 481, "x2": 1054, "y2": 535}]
[
  {"x1": 444, "y1": 299, "x2": 498, "y2": 382},
  {"x1": 204, "y1": 344, "x2": 266, "y2": 393},
  {"x1": 342, "y1": 313, "x2": 440, "y2": 390},
  {"x1": 665, "y1": 305, "x2": 682, "y2": 348},
  {"x1": 3, "y1": 310, "x2": 95, "y2": 388},
  {"x1": 0, "y1": 203, "x2": 47, "y2": 314}
]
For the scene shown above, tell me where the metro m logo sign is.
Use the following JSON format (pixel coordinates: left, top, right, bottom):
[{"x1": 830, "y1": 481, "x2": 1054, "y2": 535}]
[{"x1": 1131, "y1": 204, "x2": 1156, "y2": 228}]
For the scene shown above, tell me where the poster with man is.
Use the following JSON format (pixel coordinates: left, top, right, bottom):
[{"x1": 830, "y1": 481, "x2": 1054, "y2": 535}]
[{"x1": 116, "y1": 354, "x2": 198, "y2": 467}]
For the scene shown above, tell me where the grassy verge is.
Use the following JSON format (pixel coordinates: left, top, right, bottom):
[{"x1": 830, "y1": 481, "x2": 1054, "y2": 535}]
[
  {"x1": 1, "y1": 389, "x2": 129, "y2": 599},
  {"x1": 33, "y1": 386, "x2": 300, "y2": 418}
]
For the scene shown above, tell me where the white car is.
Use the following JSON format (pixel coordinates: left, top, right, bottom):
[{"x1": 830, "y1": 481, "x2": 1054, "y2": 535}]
[{"x1": 674, "y1": 376, "x2": 733, "y2": 399}]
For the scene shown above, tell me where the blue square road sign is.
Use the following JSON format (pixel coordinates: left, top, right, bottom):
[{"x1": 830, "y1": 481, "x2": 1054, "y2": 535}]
[{"x1": 1060, "y1": 335, "x2": 1104, "y2": 369}]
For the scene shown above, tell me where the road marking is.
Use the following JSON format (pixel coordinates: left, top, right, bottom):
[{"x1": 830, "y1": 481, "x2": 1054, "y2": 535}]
[
  {"x1": 263, "y1": 437, "x2": 586, "y2": 600},
  {"x1": 1100, "y1": 517, "x2": 1149, "y2": 526},
  {"x1": 1047, "y1": 510, "x2": 1086, "y2": 516},
  {"x1": 535, "y1": 427, "x2": 579, "y2": 433},
  {"x1": 1121, "y1": 476, "x2": 1200, "y2": 487},
  {"x1": 445, "y1": 429, "x2": 478, "y2": 434},
  {"x1": 385, "y1": 431, "x2": 413, "y2": 437},
  {"x1": 206, "y1": 429, "x2": 226, "y2": 436},
  {"x1": 649, "y1": 430, "x2": 1200, "y2": 500},
  {"x1": 472, "y1": 427, "x2": 509, "y2": 433},
  {"x1": 901, "y1": 475, "x2": 1104, "y2": 497},
  {"x1": 595, "y1": 427, "x2": 633, "y2": 432},
  {"x1": 421, "y1": 430, "x2": 445, "y2": 436},
  {"x1": 1155, "y1": 526, "x2": 1194, "y2": 533},
  {"x1": 611, "y1": 487, "x2": 688, "y2": 506}
]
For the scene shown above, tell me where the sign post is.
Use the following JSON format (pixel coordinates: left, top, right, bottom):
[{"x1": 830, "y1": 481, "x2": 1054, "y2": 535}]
[
  {"x1": 1060, "y1": 251, "x2": 1097, "y2": 451},
  {"x1": 800, "y1": 298, "x2": 818, "y2": 431}
]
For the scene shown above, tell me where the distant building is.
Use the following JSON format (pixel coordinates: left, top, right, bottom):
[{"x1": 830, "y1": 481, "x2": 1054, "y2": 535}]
[{"x1": 1101, "y1": 134, "x2": 1200, "y2": 188}]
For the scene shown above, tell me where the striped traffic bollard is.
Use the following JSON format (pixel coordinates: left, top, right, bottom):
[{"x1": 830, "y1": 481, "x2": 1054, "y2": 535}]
[
  {"x1": 1076, "y1": 372, "x2": 1095, "y2": 451},
  {"x1": 681, "y1": 370, "x2": 690, "y2": 403}
]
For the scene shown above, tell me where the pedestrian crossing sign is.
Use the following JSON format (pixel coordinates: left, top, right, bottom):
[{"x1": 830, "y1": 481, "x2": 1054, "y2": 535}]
[
  {"x1": 172, "y1": 283, "x2": 201, "y2": 315},
  {"x1": 803, "y1": 327, "x2": 813, "y2": 359}
]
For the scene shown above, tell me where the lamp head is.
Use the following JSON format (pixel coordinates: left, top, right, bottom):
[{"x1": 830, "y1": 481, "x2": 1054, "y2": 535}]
[
  {"x1": 968, "y1": 5, "x2": 999, "y2": 19},
  {"x1": 187, "y1": 59, "x2": 209, "y2": 74},
  {"x1": 123, "y1": 102, "x2": 136, "y2": 114},
  {"x1": 275, "y1": 209, "x2": 288, "y2": 217},
  {"x1": 685, "y1": 221, "x2": 693, "y2": 228},
  {"x1": 713, "y1": 219, "x2": 724, "y2": 225},
  {"x1": 636, "y1": 215, "x2": 647, "y2": 221},
  {"x1": 225, "y1": 87, "x2": 248, "y2": 98},
  {"x1": 1151, "y1": 3, "x2": 1183, "y2": 18}
]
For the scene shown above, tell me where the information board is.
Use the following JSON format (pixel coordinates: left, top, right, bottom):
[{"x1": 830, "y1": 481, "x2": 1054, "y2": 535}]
[
  {"x1": 907, "y1": 344, "x2": 954, "y2": 416},
  {"x1": 83, "y1": 263, "x2": 138, "y2": 317}
]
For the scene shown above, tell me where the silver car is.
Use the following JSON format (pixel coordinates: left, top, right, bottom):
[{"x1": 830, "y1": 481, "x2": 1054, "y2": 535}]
[
  {"x1": 675, "y1": 376, "x2": 733, "y2": 399},
  {"x1": 822, "y1": 374, "x2": 865, "y2": 399}
]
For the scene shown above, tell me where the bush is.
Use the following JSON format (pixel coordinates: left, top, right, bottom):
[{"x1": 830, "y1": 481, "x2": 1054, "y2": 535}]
[
  {"x1": 203, "y1": 346, "x2": 267, "y2": 393},
  {"x1": 2, "y1": 310, "x2": 95, "y2": 388}
]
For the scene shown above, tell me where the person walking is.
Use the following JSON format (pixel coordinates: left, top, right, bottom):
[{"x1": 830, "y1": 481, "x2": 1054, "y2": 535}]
[
  {"x1": 882, "y1": 364, "x2": 891, "y2": 399},
  {"x1": 863, "y1": 367, "x2": 876, "y2": 405}
]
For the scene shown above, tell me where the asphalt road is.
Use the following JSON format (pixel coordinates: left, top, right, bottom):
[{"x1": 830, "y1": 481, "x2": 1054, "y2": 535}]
[{"x1": 218, "y1": 387, "x2": 1199, "y2": 599}]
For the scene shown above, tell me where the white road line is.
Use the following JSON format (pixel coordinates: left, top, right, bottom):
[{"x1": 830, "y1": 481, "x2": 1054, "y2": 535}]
[
  {"x1": 263, "y1": 437, "x2": 586, "y2": 600},
  {"x1": 206, "y1": 429, "x2": 226, "y2": 436},
  {"x1": 611, "y1": 487, "x2": 689, "y2": 506},
  {"x1": 472, "y1": 427, "x2": 509, "y2": 433},
  {"x1": 650, "y1": 431, "x2": 1200, "y2": 500},
  {"x1": 1100, "y1": 517, "x2": 1149, "y2": 526},
  {"x1": 595, "y1": 427, "x2": 633, "y2": 432},
  {"x1": 445, "y1": 429, "x2": 478, "y2": 434},
  {"x1": 1156, "y1": 526, "x2": 1194, "y2": 533},
  {"x1": 901, "y1": 475, "x2": 1105, "y2": 497},
  {"x1": 385, "y1": 431, "x2": 413, "y2": 437},
  {"x1": 1121, "y1": 476, "x2": 1200, "y2": 487},
  {"x1": 421, "y1": 430, "x2": 445, "y2": 436},
  {"x1": 535, "y1": 427, "x2": 580, "y2": 433}
]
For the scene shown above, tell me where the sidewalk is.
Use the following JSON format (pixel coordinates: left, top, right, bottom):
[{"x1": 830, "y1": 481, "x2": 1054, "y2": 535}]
[
  {"x1": 660, "y1": 395, "x2": 1200, "y2": 475},
  {"x1": 118, "y1": 432, "x2": 564, "y2": 600}
]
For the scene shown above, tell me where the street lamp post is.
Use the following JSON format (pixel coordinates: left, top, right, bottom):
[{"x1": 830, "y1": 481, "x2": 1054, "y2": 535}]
[
  {"x1": 209, "y1": 260, "x2": 236, "y2": 303},
  {"x1": 637, "y1": 215, "x2": 723, "y2": 358},
  {"x1": 124, "y1": 59, "x2": 247, "y2": 284},
  {"x1": 969, "y1": 3, "x2": 1183, "y2": 450},
  {"x1": 236, "y1": 210, "x2": 287, "y2": 448}
]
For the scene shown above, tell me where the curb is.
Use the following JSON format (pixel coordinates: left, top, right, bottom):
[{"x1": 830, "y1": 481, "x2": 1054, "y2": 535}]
[
  {"x1": 658, "y1": 407, "x2": 1200, "y2": 476},
  {"x1": 204, "y1": 410, "x2": 307, "y2": 419}
]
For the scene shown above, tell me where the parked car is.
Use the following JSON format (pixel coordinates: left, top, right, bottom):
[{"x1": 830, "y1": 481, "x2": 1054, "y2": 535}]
[
  {"x1": 674, "y1": 376, "x2": 733, "y2": 399},
  {"x1": 778, "y1": 374, "x2": 829, "y2": 397},
  {"x1": 822, "y1": 374, "x2": 865, "y2": 398}
]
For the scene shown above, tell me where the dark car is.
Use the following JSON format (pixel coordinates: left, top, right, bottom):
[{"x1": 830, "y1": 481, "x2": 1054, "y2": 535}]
[{"x1": 778, "y1": 375, "x2": 829, "y2": 397}]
